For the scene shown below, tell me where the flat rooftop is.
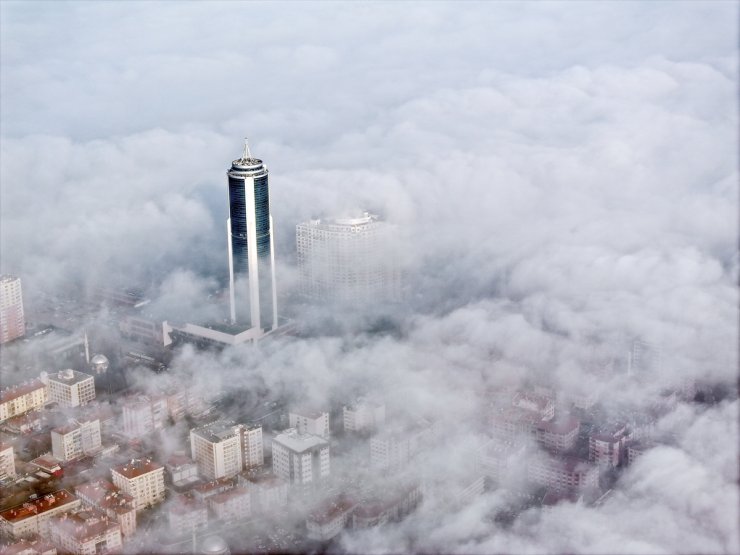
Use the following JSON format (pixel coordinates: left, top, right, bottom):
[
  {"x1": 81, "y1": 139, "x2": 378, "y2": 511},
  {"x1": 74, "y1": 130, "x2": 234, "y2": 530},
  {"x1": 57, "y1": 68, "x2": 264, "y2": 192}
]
[
  {"x1": 0, "y1": 490, "x2": 78, "y2": 522},
  {"x1": 191, "y1": 420, "x2": 239, "y2": 443},
  {"x1": 273, "y1": 429, "x2": 328, "y2": 453}
]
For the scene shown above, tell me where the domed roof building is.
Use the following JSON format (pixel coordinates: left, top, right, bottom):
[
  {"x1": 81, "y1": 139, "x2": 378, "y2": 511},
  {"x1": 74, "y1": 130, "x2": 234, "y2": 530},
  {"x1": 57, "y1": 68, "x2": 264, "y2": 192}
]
[
  {"x1": 199, "y1": 535, "x2": 229, "y2": 555},
  {"x1": 90, "y1": 353, "x2": 110, "y2": 374}
]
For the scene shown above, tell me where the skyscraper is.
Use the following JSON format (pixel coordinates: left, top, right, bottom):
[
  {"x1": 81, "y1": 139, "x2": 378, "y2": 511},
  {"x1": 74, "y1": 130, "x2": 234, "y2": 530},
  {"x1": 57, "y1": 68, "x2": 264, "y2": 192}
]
[
  {"x1": 226, "y1": 140, "x2": 278, "y2": 331},
  {"x1": 0, "y1": 275, "x2": 25, "y2": 344},
  {"x1": 296, "y1": 212, "x2": 401, "y2": 306}
]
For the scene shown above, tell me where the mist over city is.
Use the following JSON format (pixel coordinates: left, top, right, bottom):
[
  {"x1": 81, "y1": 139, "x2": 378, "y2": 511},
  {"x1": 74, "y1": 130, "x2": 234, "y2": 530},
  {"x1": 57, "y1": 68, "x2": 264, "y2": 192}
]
[{"x1": 0, "y1": 2, "x2": 737, "y2": 555}]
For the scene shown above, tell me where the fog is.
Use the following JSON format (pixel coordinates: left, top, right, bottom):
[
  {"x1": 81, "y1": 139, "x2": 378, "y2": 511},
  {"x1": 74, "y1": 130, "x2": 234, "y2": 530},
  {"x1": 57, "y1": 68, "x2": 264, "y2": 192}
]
[{"x1": 0, "y1": 1, "x2": 737, "y2": 553}]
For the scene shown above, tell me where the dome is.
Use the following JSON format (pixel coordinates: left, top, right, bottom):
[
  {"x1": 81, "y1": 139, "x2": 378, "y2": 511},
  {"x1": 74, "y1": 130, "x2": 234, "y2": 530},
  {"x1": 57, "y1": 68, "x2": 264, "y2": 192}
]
[
  {"x1": 90, "y1": 354, "x2": 110, "y2": 374},
  {"x1": 200, "y1": 535, "x2": 229, "y2": 555}
]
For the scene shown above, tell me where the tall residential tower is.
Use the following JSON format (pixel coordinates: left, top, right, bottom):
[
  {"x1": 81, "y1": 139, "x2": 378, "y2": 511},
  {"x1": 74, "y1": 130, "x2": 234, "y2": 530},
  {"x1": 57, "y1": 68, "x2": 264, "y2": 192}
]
[
  {"x1": 0, "y1": 275, "x2": 25, "y2": 344},
  {"x1": 227, "y1": 140, "x2": 278, "y2": 331}
]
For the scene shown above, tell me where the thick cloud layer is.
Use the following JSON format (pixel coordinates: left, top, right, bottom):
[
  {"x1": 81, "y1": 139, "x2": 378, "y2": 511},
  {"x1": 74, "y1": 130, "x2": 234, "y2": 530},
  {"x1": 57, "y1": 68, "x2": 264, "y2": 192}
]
[{"x1": 1, "y1": 1, "x2": 737, "y2": 553}]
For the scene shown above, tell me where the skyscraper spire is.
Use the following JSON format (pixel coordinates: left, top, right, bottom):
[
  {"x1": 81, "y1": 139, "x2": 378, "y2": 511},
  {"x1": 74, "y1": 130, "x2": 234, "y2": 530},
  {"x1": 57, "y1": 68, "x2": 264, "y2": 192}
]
[{"x1": 243, "y1": 137, "x2": 252, "y2": 161}]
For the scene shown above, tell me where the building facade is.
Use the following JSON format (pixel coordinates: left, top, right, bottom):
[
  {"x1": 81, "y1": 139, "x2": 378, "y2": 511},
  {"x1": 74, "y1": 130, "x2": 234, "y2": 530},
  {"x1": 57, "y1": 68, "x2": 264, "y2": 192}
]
[
  {"x1": 239, "y1": 424, "x2": 264, "y2": 469},
  {"x1": 296, "y1": 212, "x2": 401, "y2": 305},
  {"x1": 226, "y1": 140, "x2": 278, "y2": 331},
  {"x1": 343, "y1": 399, "x2": 385, "y2": 433},
  {"x1": 75, "y1": 480, "x2": 136, "y2": 538},
  {"x1": 0, "y1": 275, "x2": 25, "y2": 344},
  {"x1": 0, "y1": 380, "x2": 47, "y2": 423},
  {"x1": 51, "y1": 418, "x2": 102, "y2": 462},
  {"x1": 43, "y1": 370, "x2": 95, "y2": 408},
  {"x1": 0, "y1": 491, "x2": 81, "y2": 540},
  {"x1": 271, "y1": 429, "x2": 330, "y2": 488},
  {"x1": 121, "y1": 395, "x2": 168, "y2": 437},
  {"x1": 288, "y1": 410, "x2": 330, "y2": 439},
  {"x1": 48, "y1": 508, "x2": 122, "y2": 555},
  {"x1": 110, "y1": 459, "x2": 165, "y2": 511},
  {"x1": 190, "y1": 421, "x2": 243, "y2": 480},
  {"x1": 0, "y1": 442, "x2": 15, "y2": 481}
]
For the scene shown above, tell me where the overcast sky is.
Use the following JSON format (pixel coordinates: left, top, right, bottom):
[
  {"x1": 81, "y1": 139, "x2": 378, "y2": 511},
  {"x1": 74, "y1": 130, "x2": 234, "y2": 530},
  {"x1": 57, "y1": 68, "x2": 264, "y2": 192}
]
[{"x1": 1, "y1": 1, "x2": 737, "y2": 553}]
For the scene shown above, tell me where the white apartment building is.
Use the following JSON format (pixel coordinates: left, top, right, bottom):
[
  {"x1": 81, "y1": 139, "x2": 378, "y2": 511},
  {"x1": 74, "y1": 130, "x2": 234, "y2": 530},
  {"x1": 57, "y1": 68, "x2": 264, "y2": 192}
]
[
  {"x1": 288, "y1": 409, "x2": 330, "y2": 439},
  {"x1": 190, "y1": 421, "x2": 243, "y2": 480},
  {"x1": 208, "y1": 486, "x2": 251, "y2": 522},
  {"x1": 527, "y1": 455, "x2": 599, "y2": 493},
  {"x1": 306, "y1": 494, "x2": 355, "y2": 541},
  {"x1": 370, "y1": 433, "x2": 411, "y2": 472},
  {"x1": 48, "y1": 508, "x2": 122, "y2": 555},
  {"x1": 167, "y1": 495, "x2": 208, "y2": 533},
  {"x1": 0, "y1": 379, "x2": 48, "y2": 423},
  {"x1": 296, "y1": 212, "x2": 401, "y2": 305},
  {"x1": 239, "y1": 472, "x2": 288, "y2": 514},
  {"x1": 343, "y1": 398, "x2": 385, "y2": 432},
  {"x1": 0, "y1": 490, "x2": 81, "y2": 540},
  {"x1": 110, "y1": 459, "x2": 165, "y2": 511},
  {"x1": 43, "y1": 370, "x2": 95, "y2": 408},
  {"x1": 51, "y1": 418, "x2": 101, "y2": 462},
  {"x1": 239, "y1": 424, "x2": 264, "y2": 469},
  {"x1": 0, "y1": 442, "x2": 16, "y2": 481},
  {"x1": 272, "y1": 429, "x2": 330, "y2": 487},
  {"x1": 0, "y1": 275, "x2": 25, "y2": 344},
  {"x1": 121, "y1": 395, "x2": 168, "y2": 437},
  {"x1": 75, "y1": 480, "x2": 137, "y2": 538}
]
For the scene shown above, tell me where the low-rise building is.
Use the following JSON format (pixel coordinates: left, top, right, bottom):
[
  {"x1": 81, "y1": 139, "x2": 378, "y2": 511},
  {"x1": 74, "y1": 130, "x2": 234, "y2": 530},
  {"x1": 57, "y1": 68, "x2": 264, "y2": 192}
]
[
  {"x1": 589, "y1": 424, "x2": 630, "y2": 467},
  {"x1": 43, "y1": 370, "x2": 95, "y2": 408},
  {"x1": 48, "y1": 508, "x2": 121, "y2": 555},
  {"x1": 165, "y1": 453, "x2": 199, "y2": 488},
  {"x1": 110, "y1": 459, "x2": 165, "y2": 511},
  {"x1": 0, "y1": 490, "x2": 81, "y2": 540},
  {"x1": 535, "y1": 416, "x2": 580, "y2": 453},
  {"x1": 191, "y1": 478, "x2": 234, "y2": 503},
  {"x1": 238, "y1": 471, "x2": 288, "y2": 514},
  {"x1": 527, "y1": 455, "x2": 598, "y2": 493},
  {"x1": 0, "y1": 380, "x2": 47, "y2": 423},
  {"x1": 0, "y1": 536, "x2": 57, "y2": 555},
  {"x1": 352, "y1": 483, "x2": 422, "y2": 529},
  {"x1": 306, "y1": 494, "x2": 355, "y2": 541},
  {"x1": 167, "y1": 495, "x2": 207, "y2": 534},
  {"x1": 75, "y1": 480, "x2": 136, "y2": 538},
  {"x1": 208, "y1": 486, "x2": 251, "y2": 522},
  {"x1": 370, "y1": 432, "x2": 410, "y2": 472}
]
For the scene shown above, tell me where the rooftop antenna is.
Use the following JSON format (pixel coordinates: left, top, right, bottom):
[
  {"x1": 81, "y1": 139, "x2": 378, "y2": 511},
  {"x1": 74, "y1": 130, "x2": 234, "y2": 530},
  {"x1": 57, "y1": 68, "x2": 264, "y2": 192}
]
[{"x1": 243, "y1": 137, "x2": 252, "y2": 160}]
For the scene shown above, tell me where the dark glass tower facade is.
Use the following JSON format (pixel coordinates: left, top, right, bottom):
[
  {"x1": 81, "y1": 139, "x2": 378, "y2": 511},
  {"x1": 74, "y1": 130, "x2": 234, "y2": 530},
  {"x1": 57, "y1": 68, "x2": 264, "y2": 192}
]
[{"x1": 226, "y1": 141, "x2": 278, "y2": 331}]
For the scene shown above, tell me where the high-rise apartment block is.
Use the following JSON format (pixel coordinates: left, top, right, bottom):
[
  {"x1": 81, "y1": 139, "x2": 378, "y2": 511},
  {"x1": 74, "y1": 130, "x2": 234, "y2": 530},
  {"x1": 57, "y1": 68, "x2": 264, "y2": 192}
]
[
  {"x1": 272, "y1": 429, "x2": 330, "y2": 488},
  {"x1": 239, "y1": 424, "x2": 264, "y2": 469},
  {"x1": 43, "y1": 370, "x2": 95, "y2": 408},
  {"x1": 51, "y1": 418, "x2": 102, "y2": 461},
  {"x1": 0, "y1": 442, "x2": 16, "y2": 480},
  {"x1": 226, "y1": 140, "x2": 278, "y2": 331},
  {"x1": 121, "y1": 395, "x2": 168, "y2": 437},
  {"x1": 289, "y1": 409, "x2": 330, "y2": 439},
  {"x1": 110, "y1": 459, "x2": 165, "y2": 511},
  {"x1": 296, "y1": 212, "x2": 401, "y2": 305},
  {"x1": 0, "y1": 275, "x2": 25, "y2": 344},
  {"x1": 0, "y1": 379, "x2": 47, "y2": 423},
  {"x1": 190, "y1": 421, "x2": 243, "y2": 480}
]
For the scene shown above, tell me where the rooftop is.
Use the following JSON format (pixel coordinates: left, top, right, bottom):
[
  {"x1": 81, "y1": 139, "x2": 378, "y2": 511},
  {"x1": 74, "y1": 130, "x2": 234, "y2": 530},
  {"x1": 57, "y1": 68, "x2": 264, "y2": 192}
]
[
  {"x1": 112, "y1": 458, "x2": 163, "y2": 479},
  {"x1": 191, "y1": 420, "x2": 240, "y2": 443},
  {"x1": 50, "y1": 509, "x2": 119, "y2": 541},
  {"x1": 75, "y1": 480, "x2": 135, "y2": 513},
  {"x1": 272, "y1": 429, "x2": 328, "y2": 453},
  {"x1": 46, "y1": 369, "x2": 94, "y2": 386},
  {"x1": 0, "y1": 490, "x2": 77, "y2": 523},
  {"x1": 536, "y1": 416, "x2": 580, "y2": 435},
  {"x1": 308, "y1": 494, "x2": 355, "y2": 526},
  {"x1": 0, "y1": 379, "x2": 45, "y2": 403}
]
